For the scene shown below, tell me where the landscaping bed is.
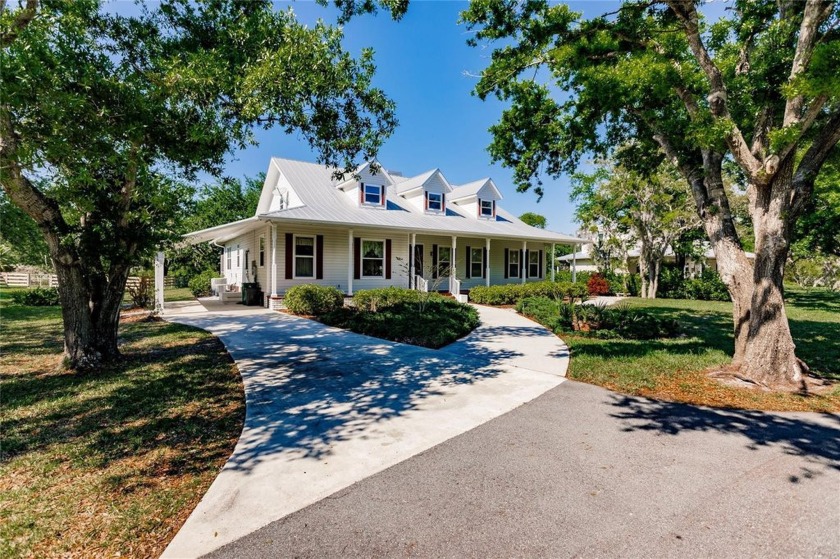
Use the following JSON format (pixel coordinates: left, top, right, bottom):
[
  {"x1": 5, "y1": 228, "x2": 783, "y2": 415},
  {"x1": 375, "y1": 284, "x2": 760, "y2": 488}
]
[
  {"x1": 507, "y1": 287, "x2": 839, "y2": 412},
  {"x1": 0, "y1": 289, "x2": 245, "y2": 558},
  {"x1": 284, "y1": 285, "x2": 480, "y2": 348}
]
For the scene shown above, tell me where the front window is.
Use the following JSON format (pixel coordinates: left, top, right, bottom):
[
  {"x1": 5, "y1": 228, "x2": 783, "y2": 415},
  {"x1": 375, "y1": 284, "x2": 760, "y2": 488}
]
[
  {"x1": 529, "y1": 250, "x2": 540, "y2": 278},
  {"x1": 508, "y1": 249, "x2": 520, "y2": 278},
  {"x1": 226, "y1": 247, "x2": 232, "y2": 271},
  {"x1": 427, "y1": 192, "x2": 443, "y2": 212},
  {"x1": 363, "y1": 183, "x2": 383, "y2": 205},
  {"x1": 362, "y1": 240, "x2": 385, "y2": 277},
  {"x1": 295, "y1": 236, "x2": 315, "y2": 278},
  {"x1": 236, "y1": 245, "x2": 240, "y2": 267},
  {"x1": 480, "y1": 199, "x2": 494, "y2": 217},
  {"x1": 438, "y1": 246, "x2": 452, "y2": 276},
  {"x1": 259, "y1": 236, "x2": 265, "y2": 267},
  {"x1": 470, "y1": 247, "x2": 483, "y2": 278}
]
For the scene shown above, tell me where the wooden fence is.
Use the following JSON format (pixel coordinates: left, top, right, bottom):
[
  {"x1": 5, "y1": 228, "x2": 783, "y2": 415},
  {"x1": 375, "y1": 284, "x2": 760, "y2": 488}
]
[{"x1": 1, "y1": 273, "x2": 174, "y2": 289}]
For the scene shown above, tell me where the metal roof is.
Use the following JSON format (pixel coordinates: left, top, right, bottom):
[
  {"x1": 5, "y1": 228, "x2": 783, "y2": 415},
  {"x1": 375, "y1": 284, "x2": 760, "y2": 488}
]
[{"x1": 185, "y1": 158, "x2": 589, "y2": 245}]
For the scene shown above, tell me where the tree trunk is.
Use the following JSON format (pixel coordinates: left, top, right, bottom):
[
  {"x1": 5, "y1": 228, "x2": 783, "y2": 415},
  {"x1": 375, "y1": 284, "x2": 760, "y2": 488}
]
[
  {"x1": 738, "y1": 159, "x2": 805, "y2": 388},
  {"x1": 53, "y1": 258, "x2": 129, "y2": 370}
]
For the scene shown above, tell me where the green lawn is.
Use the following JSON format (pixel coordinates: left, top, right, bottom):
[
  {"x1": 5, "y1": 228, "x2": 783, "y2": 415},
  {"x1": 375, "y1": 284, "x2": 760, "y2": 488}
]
[
  {"x1": 565, "y1": 288, "x2": 840, "y2": 411},
  {"x1": 0, "y1": 288, "x2": 243, "y2": 558}
]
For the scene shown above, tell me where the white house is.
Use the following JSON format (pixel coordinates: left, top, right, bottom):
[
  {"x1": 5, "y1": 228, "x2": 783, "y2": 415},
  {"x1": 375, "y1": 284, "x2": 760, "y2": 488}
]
[{"x1": 185, "y1": 157, "x2": 587, "y2": 307}]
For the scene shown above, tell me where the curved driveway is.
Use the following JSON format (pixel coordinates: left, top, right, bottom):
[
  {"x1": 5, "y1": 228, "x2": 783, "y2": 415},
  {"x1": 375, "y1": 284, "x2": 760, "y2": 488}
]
[{"x1": 162, "y1": 302, "x2": 569, "y2": 558}]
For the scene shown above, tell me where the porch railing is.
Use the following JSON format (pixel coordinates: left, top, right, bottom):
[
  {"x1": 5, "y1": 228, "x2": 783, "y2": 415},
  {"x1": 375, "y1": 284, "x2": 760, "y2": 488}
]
[
  {"x1": 450, "y1": 276, "x2": 461, "y2": 295},
  {"x1": 414, "y1": 275, "x2": 429, "y2": 293}
]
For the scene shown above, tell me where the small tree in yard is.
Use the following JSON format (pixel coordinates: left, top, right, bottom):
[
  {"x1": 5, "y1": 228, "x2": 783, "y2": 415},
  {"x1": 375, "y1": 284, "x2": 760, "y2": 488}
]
[
  {"x1": 462, "y1": 0, "x2": 840, "y2": 390},
  {"x1": 573, "y1": 160, "x2": 699, "y2": 298},
  {"x1": 1, "y1": 0, "x2": 400, "y2": 370}
]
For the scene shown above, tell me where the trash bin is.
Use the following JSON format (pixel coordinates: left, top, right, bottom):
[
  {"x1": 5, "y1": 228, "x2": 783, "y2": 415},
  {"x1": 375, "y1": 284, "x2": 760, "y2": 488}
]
[
  {"x1": 240, "y1": 282, "x2": 258, "y2": 304},
  {"x1": 242, "y1": 283, "x2": 262, "y2": 306}
]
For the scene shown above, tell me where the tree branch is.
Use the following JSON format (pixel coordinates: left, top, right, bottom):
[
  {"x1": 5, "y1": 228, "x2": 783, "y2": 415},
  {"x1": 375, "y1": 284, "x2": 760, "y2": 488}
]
[
  {"x1": 0, "y1": 0, "x2": 38, "y2": 47},
  {"x1": 791, "y1": 108, "x2": 840, "y2": 216},
  {"x1": 665, "y1": 0, "x2": 765, "y2": 183},
  {"x1": 783, "y1": 0, "x2": 834, "y2": 127}
]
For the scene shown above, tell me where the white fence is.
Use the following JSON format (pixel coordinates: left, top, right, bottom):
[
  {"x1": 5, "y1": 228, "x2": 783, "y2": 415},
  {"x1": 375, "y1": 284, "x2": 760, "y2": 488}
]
[{"x1": 1, "y1": 273, "x2": 175, "y2": 289}]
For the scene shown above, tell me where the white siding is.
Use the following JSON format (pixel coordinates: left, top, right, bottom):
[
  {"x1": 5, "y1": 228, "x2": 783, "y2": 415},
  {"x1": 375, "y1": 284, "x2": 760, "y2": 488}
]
[{"x1": 223, "y1": 225, "x2": 273, "y2": 304}]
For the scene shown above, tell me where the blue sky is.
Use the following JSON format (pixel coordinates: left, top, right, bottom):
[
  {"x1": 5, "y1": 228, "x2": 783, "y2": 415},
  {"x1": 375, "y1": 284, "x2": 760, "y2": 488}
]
[
  {"x1": 219, "y1": 1, "x2": 608, "y2": 234},
  {"x1": 207, "y1": 1, "x2": 730, "y2": 234}
]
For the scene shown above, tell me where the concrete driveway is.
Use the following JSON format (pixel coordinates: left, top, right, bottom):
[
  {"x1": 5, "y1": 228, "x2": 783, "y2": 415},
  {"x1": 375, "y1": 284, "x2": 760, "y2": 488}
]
[
  {"x1": 161, "y1": 302, "x2": 570, "y2": 558},
  {"x1": 207, "y1": 380, "x2": 840, "y2": 559}
]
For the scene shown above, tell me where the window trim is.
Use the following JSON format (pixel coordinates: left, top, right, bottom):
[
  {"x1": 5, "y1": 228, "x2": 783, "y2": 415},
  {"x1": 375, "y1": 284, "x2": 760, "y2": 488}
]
[
  {"x1": 470, "y1": 247, "x2": 484, "y2": 278},
  {"x1": 362, "y1": 183, "x2": 384, "y2": 206},
  {"x1": 508, "y1": 249, "x2": 520, "y2": 278},
  {"x1": 293, "y1": 234, "x2": 316, "y2": 279},
  {"x1": 528, "y1": 250, "x2": 541, "y2": 278},
  {"x1": 361, "y1": 238, "x2": 386, "y2": 278},
  {"x1": 235, "y1": 244, "x2": 240, "y2": 268},
  {"x1": 479, "y1": 199, "x2": 495, "y2": 218},
  {"x1": 426, "y1": 191, "x2": 444, "y2": 213},
  {"x1": 437, "y1": 245, "x2": 452, "y2": 277},
  {"x1": 258, "y1": 235, "x2": 266, "y2": 268},
  {"x1": 226, "y1": 246, "x2": 232, "y2": 271}
]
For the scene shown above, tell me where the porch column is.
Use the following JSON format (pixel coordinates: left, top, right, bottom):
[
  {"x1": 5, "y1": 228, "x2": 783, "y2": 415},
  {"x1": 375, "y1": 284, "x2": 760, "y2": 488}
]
[
  {"x1": 451, "y1": 235, "x2": 457, "y2": 293},
  {"x1": 410, "y1": 232, "x2": 417, "y2": 289},
  {"x1": 154, "y1": 251, "x2": 165, "y2": 313},
  {"x1": 521, "y1": 240, "x2": 527, "y2": 284},
  {"x1": 348, "y1": 229, "x2": 354, "y2": 295},
  {"x1": 485, "y1": 238, "x2": 491, "y2": 287},
  {"x1": 270, "y1": 224, "x2": 278, "y2": 297},
  {"x1": 551, "y1": 243, "x2": 556, "y2": 281},
  {"x1": 572, "y1": 243, "x2": 578, "y2": 283}
]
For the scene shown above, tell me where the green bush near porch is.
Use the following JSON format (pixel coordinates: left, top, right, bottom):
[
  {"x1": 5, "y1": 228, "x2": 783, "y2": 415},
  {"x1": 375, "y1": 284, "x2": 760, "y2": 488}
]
[
  {"x1": 469, "y1": 281, "x2": 588, "y2": 306},
  {"x1": 284, "y1": 284, "x2": 344, "y2": 315}
]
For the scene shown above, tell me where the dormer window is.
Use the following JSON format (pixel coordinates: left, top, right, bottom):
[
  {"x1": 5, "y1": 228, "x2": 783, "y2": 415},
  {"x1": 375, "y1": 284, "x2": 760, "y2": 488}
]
[
  {"x1": 480, "y1": 199, "x2": 495, "y2": 218},
  {"x1": 362, "y1": 183, "x2": 384, "y2": 206},
  {"x1": 425, "y1": 192, "x2": 444, "y2": 212}
]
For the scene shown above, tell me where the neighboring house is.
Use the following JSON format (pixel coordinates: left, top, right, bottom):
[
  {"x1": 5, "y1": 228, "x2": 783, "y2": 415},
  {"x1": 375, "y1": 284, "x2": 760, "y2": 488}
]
[
  {"x1": 185, "y1": 158, "x2": 586, "y2": 307},
  {"x1": 557, "y1": 243, "x2": 754, "y2": 277}
]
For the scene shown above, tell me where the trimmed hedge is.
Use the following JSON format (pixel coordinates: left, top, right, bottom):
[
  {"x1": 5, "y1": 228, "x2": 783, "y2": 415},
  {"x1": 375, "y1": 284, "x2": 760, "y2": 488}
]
[
  {"x1": 285, "y1": 284, "x2": 344, "y2": 315},
  {"x1": 469, "y1": 281, "x2": 588, "y2": 306},
  {"x1": 353, "y1": 286, "x2": 433, "y2": 311}
]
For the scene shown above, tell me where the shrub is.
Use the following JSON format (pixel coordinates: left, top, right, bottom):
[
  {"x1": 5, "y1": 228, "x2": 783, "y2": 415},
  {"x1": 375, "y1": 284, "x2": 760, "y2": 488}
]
[
  {"x1": 285, "y1": 284, "x2": 344, "y2": 315},
  {"x1": 126, "y1": 276, "x2": 153, "y2": 308},
  {"x1": 516, "y1": 296, "x2": 680, "y2": 340},
  {"x1": 11, "y1": 287, "x2": 60, "y2": 306},
  {"x1": 188, "y1": 269, "x2": 218, "y2": 298},
  {"x1": 659, "y1": 267, "x2": 729, "y2": 301},
  {"x1": 353, "y1": 286, "x2": 425, "y2": 311},
  {"x1": 553, "y1": 270, "x2": 592, "y2": 285},
  {"x1": 587, "y1": 274, "x2": 610, "y2": 296},
  {"x1": 321, "y1": 297, "x2": 479, "y2": 348},
  {"x1": 469, "y1": 281, "x2": 588, "y2": 306}
]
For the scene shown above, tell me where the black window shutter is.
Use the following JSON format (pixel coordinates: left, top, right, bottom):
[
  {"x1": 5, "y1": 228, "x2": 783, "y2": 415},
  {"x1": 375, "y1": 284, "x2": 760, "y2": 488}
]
[
  {"x1": 380, "y1": 185, "x2": 385, "y2": 206},
  {"x1": 483, "y1": 247, "x2": 488, "y2": 278},
  {"x1": 385, "y1": 239, "x2": 392, "y2": 279},
  {"x1": 432, "y1": 244, "x2": 438, "y2": 279},
  {"x1": 465, "y1": 245, "x2": 471, "y2": 279},
  {"x1": 353, "y1": 237, "x2": 361, "y2": 279},
  {"x1": 285, "y1": 233, "x2": 293, "y2": 280},
  {"x1": 316, "y1": 235, "x2": 324, "y2": 279},
  {"x1": 504, "y1": 249, "x2": 509, "y2": 279}
]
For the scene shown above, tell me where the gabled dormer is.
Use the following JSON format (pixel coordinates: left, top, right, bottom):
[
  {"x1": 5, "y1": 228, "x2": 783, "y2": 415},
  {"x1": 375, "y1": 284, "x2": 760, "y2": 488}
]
[
  {"x1": 449, "y1": 178, "x2": 503, "y2": 219},
  {"x1": 394, "y1": 169, "x2": 453, "y2": 215},
  {"x1": 257, "y1": 159, "x2": 305, "y2": 215},
  {"x1": 335, "y1": 160, "x2": 394, "y2": 209}
]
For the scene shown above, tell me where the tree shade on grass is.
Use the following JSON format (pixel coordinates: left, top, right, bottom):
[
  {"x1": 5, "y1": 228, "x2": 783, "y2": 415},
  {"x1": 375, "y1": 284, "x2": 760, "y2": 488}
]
[
  {"x1": 0, "y1": 290, "x2": 245, "y2": 558},
  {"x1": 564, "y1": 291, "x2": 840, "y2": 412}
]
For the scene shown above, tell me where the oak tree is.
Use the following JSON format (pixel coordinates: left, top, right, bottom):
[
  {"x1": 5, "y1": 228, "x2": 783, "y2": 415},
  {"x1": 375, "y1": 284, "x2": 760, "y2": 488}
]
[
  {"x1": 462, "y1": 0, "x2": 840, "y2": 389},
  {"x1": 1, "y1": 0, "x2": 398, "y2": 369}
]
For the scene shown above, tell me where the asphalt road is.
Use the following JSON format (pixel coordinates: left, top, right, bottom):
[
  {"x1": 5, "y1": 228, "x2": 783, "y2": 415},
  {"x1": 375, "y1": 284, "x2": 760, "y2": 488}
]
[{"x1": 206, "y1": 380, "x2": 840, "y2": 559}]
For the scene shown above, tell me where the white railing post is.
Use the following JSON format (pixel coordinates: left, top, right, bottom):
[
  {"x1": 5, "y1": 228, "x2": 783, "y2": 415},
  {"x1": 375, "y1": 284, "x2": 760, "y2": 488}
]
[
  {"x1": 154, "y1": 251, "x2": 165, "y2": 313},
  {"x1": 485, "y1": 238, "x2": 491, "y2": 287},
  {"x1": 348, "y1": 229, "x2": 354, "y2": 295},
  {"x1": 551, "y1": 243, "x2": 556, "y2": 281}
]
